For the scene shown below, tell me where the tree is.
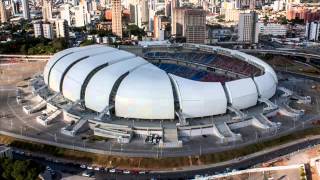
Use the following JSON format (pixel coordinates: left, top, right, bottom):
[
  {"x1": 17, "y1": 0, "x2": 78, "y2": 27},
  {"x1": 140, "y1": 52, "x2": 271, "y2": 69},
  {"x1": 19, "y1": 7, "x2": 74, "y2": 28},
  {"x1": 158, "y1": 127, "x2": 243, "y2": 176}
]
[
  {"x1": 263, "y1": 15, "x2": 269, "y2": 23},
  {"x1": 126, "y1": 24, "x2": 146, "y2": 39},
  {"x1": 51, "y1": 38, "x2": 68, "y2": 50},
  {"x1": 277, "y1": 16, "x2": 288, "y2": 25},
  {"x1": 0, "y1": 158, "x2": 43, "y2": 180},
  {"x1": 80, "y1": 39, "x2": 95, "y2": 46},
  {"x1": 216, "y1": 14, "x2": 225, "y2": 22}
]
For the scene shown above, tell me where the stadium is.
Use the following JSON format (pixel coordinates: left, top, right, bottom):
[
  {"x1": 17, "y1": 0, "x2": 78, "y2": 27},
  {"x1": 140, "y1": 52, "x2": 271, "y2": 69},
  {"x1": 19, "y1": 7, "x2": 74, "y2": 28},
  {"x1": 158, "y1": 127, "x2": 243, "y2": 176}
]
[{"x1": 20, "y1": 43, "x2": 297, "y2": 148}]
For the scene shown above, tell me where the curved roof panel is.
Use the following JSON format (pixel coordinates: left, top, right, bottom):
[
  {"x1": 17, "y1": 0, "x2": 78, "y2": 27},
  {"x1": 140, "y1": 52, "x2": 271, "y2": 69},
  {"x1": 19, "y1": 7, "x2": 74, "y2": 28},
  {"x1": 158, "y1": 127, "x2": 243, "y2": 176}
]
[
  {"x1": 253, "y1": 72, "x2": 277, "y2": 99},
  {"x1": 225, "y1": 78, "x2": 258, "y2": 109},
  {"x1": 115, "y1": 64, "x2": 175, "y2": 119},
  {"x1": 43, "y1": 45, "x2": 104, "y2": 85},
  {"x1": 85, "y1": 57, "x2": 147, "y2": 112},
  {"x1": 48, "y1": 46, "x2": 111, "y2": 92},
  {"x1": 170, "y1": 74, "x2": 227, "y2": 118},
  {"x1": 62, "y1": 50, "x2": 136, "y2": 102}
]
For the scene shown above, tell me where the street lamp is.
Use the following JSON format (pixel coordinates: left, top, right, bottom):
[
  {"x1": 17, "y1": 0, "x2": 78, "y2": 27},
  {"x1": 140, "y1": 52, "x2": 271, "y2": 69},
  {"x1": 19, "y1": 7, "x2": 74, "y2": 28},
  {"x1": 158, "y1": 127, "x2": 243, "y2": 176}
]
[{"x1": 109, "y1": 143, "x2": 113, "y2": 155}]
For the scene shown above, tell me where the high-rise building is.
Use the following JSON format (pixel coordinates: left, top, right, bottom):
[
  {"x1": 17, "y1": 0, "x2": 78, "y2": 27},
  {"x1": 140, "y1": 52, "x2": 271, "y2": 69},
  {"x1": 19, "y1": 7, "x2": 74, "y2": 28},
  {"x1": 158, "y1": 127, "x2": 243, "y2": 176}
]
[
  {"x1": 140, "y1": 0, "x2": 149, "y2": 29},
  {"x1": 112, "y1": 0, "x2": 122, "y2": 38},
  {"x1": 258, "y1": 23, "x2": 287, "y2": 36},
  {"x1": 55, "y1": 19, "x2": 69, "y2": 39},
  {"x1": 154, "y1": 15, "x2": 169, "y2": 41},
  {"x1": 74, "y1": 4, "x2": 91, "y2": 27},
  {"x1": 43, "y1": 23, "x2": 53, "y2": 39},
  {"x1": 22, "y1": 0, "x2": 30, "y2": 20},
  {"x1": 33, "y1": 22, "x2": 43, "y2": 38},
  {"x1": 165, "y1": 0, "x2": 171, "y2": 17},
  {"x1": 286, "y1": 4, "x2": 320, "y2": 23},
  {"x1": 172, "y1": 8, "x2": 206, "y2": 44},
  {"x1": 306, "y1": 21, "x2": 320, "y2": 42},
  {"x1": 148, "y1": 0, "x2": 165, "y2": 31},
  {"x1": 220, "y1": 1, "x2": 240, "y2": 22},
  {"x1": 59, "y1": 3, "x2": 91, "y2": 27},
  {"x1": 0, "y1": 0, "x2": 7, "y2": 23},
  {"x1": 42, "y1": 0, "x2": 52, "y2": 21},
  {"x1": 60, "y1": 4, "x2": 72, "y2": 25},
  {"x1": 170, "y1": 0, "x2": 179, "y2": 33},
  {"x1": 33, "y1": 22, "x2": 54, "y2": 39},
  {"x1": 285, "y1": 0, "x2": 300, "y2": 10},
  {"x1": 128, "y1": 0, "x2": 139, "y2": 24},
  {"x1": 238, "y1": 11, "x2": 258, "y2": 44},
  {"x1": 10, "y1": 0, "x2": 18, "y2": 15},
  {"x1": 128, "y1": 0, "x2": 148, "y2": 29},
  {"x1": 249, "y1": 0, "x2": 256, "y2": 10}
]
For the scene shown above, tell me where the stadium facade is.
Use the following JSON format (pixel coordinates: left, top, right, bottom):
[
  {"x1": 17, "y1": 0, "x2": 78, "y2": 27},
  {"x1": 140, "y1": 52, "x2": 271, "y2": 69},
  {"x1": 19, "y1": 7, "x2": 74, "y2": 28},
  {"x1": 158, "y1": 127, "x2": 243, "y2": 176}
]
[
  {"x1": 17, "y1": 43, "x2": 284, "y2": 147},
  {"x1": 43, "y1": 44, "x2": 277, "y2": 120}
]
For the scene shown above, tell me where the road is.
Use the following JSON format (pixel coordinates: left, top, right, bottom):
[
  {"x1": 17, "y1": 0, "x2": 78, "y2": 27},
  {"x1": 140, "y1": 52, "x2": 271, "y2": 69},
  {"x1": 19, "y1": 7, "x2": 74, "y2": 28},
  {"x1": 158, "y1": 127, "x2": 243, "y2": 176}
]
[
  {"x1": 241, "y1": 49, "x2": 320, "y2": 60},
  {"x1": 12, "y1": 135, "x2": 320, "y2": 179}
]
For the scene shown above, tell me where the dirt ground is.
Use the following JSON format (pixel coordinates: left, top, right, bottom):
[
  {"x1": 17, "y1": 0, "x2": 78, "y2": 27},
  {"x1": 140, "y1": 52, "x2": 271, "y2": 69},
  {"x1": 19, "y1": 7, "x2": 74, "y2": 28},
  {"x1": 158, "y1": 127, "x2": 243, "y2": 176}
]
[
  {"x1": 215, "y1": 169, "x2": 301, "y2": 180},
  {"x1": 262, "y1": 144, "x2": 320, "y2": 180},
  {"x1": 0, "y1": 62, "x2": 46, "y2": 86}
]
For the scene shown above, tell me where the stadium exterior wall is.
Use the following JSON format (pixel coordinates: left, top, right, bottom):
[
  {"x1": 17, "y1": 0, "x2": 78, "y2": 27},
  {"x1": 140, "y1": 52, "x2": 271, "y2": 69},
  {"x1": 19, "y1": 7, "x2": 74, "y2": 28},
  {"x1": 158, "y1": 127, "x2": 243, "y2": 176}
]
[{"x1": 43, "y1": 44, "x2": 278, "y2": 120}]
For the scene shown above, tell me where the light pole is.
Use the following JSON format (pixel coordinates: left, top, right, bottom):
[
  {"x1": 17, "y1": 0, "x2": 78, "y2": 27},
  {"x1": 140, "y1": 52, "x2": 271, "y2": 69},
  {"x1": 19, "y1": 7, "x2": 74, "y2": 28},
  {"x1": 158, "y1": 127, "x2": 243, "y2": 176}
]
[{"x1": 109, "y1": 143, "x2": 112, "y2": 155}]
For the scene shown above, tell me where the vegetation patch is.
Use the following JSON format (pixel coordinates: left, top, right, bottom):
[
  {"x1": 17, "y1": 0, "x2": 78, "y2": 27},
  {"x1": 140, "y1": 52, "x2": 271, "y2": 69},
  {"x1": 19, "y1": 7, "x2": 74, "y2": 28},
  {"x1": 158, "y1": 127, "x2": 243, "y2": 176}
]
[{"x1": 0, "y1": 158, "x2": 44, "y2": 180}]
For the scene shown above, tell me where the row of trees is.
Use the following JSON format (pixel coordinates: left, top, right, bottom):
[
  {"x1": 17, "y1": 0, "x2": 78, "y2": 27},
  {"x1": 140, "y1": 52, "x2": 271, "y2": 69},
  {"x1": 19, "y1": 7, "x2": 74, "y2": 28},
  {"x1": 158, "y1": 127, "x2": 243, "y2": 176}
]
[
  {"x1": 0, "y1": 37, "x2": 68, "y2": 55},
  {"x1": 0, "y1": 158, "x2": 43, "y2": 180}
]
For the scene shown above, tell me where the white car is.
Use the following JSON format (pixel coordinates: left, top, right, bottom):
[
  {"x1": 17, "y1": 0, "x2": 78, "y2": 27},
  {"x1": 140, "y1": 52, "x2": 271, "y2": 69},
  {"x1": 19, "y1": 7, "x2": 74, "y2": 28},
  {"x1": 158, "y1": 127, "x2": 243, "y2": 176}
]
[
  {"x1": 109, "y1": 168, "x2": 116, "y2": 173},
  {"x1": 80, "y1": 165, "x2": 86, "y2": 169},
  {"x1": 82, "y1": 171, "x2": 94, "y2": 177},
  {"x1": 94, "y1": 167, "x2": 100, "y2": 171},
  {"x1": 123, "y1": 170, "x2": 130, "y2": 174},
  {"x1": 87, "y1": 166, "x2": 93, "y2": 170},
  {"x1": 138, "y1": 171, "x2": 146, "y2": 174}
]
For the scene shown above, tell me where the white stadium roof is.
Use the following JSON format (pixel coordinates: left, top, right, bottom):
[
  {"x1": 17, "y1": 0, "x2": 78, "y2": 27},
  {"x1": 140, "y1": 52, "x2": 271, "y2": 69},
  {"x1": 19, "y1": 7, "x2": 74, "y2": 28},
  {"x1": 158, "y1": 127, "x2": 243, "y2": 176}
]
[
  {"x1": 62, "y1": 49, "x2": 135, "y2": 102},
  {"x1": 116, "y1": 64, "x2": 175, "y2": 119},
  {"x1": 225, "y1": 78, "x2": 258, "y2": 110},
  {"x1": 85, "y1": 57, "x2": 147, "y2": 113},
  {"x1": 170, "y1": 74, "x2": 227, "y2": 118},
  {"x1": 44, "y1": 44, "x2": 278, "y2": 120}
]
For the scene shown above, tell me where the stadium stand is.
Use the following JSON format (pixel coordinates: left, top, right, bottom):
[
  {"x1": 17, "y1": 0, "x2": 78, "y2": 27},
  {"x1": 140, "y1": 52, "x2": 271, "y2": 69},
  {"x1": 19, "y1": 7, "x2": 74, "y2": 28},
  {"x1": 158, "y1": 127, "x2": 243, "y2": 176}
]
[
  {"x1": 144, "y1": 51, "x2": 261, "y2": 77},
  {"x1": 155, "y1": 63, "x2": 231, "y2": 83}
]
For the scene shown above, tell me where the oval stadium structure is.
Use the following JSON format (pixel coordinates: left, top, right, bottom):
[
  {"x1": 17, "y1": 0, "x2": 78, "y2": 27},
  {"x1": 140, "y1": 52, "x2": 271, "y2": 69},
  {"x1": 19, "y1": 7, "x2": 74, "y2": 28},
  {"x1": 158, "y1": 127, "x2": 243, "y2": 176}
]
[{"x1": 43, "y1": 44, "x2": 278, "y2": 120}]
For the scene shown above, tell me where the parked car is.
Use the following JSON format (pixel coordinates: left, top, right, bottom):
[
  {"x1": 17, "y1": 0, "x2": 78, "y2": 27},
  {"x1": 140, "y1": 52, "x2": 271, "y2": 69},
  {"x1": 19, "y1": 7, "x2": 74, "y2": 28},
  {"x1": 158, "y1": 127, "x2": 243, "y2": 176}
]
[{"x1": 82, "y1": 170, "x2": 94, "y2": 177}]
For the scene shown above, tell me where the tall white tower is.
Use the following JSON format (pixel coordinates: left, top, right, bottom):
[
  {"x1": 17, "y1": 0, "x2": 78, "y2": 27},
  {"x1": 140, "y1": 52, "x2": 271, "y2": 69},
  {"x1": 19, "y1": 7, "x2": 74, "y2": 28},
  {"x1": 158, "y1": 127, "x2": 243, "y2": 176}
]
[{"x1": 22, "y1": 0, "x2": 30, "y2": 20}]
